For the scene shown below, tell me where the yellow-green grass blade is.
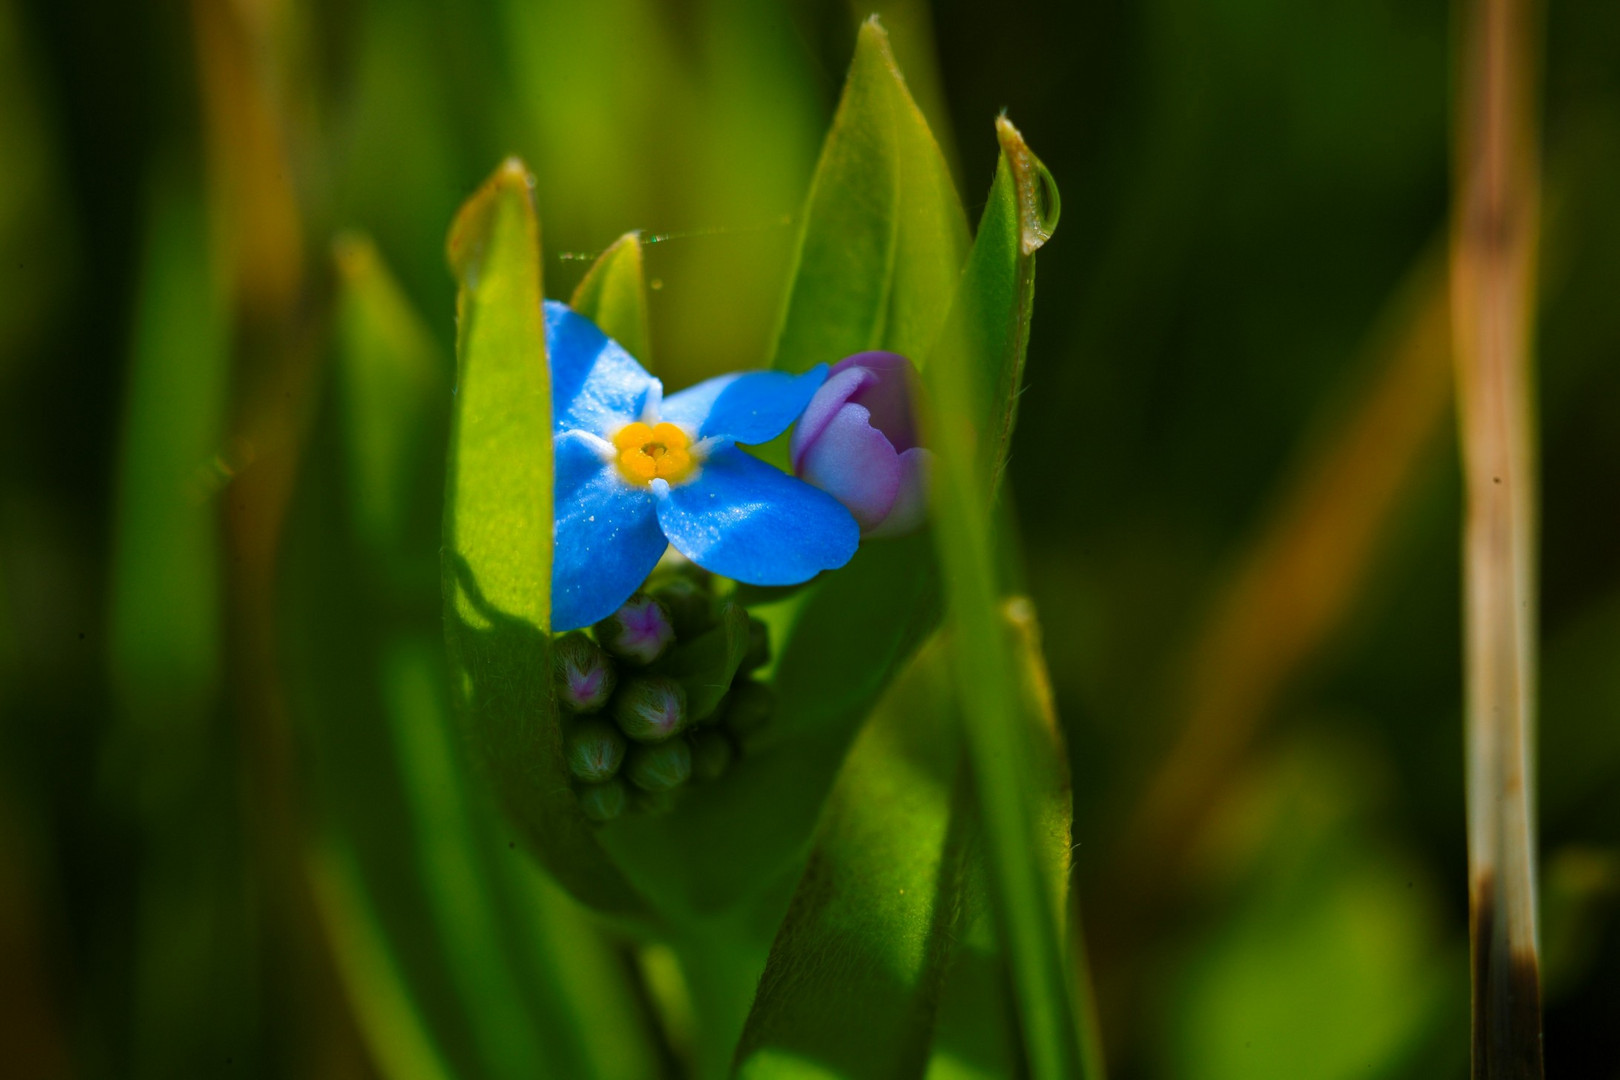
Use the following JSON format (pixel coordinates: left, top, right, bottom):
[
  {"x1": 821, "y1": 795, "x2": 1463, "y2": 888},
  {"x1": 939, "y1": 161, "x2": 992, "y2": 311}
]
[
  {"x1": 333, "y1": 233, "x2": 448, "y2": 594},
  {"x1": 109, "y1": 158, "x2": 250, "y2": 1080},
  {"x1": 920, "y1": 119, "x2": 1099, "y2": 1080}
]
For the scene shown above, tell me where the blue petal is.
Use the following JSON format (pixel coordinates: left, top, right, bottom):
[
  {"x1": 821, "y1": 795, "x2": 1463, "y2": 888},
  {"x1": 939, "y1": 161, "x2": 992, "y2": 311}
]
[
  {"x1": 659, "y1": 365, "x2": 828, "y2": 444},
  {"x1": 552, "y1": 432, "x2": 666, "y2": 631},
  {"x1": 654, "y1": 446, "x2": 859, "y2": 585},
  {"x1": 545, "y1": 300, "x2": 658, "y2": 437}
]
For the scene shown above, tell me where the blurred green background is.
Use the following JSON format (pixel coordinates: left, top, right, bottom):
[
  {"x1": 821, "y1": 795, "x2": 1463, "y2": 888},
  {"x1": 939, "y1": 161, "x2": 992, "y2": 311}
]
[{"x1": 2, "y1": 0, "x2": 1617, "y2": 1077}]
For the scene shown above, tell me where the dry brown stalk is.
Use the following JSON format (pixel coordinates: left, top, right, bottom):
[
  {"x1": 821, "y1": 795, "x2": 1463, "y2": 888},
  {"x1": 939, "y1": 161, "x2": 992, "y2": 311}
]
[{"x1": 1451, "y1": 0, "x2": 1545, "y2": 1073}]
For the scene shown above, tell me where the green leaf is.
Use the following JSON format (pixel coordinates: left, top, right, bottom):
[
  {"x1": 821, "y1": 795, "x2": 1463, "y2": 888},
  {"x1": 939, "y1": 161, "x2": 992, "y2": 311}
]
[
  {"x1": 283, "y1": 234, "x2": 659, "y2": 1079},
  {"x1": 734, "y1": 634, "x2": 964, "y2": 1079},
  {"x1": 733, "y1": 603, "x2": 1083, "y2": 1080},
  {"x1": 653, "y1": 600, "x2": 752, "y2": 722},
  {"x1": 444, "y1": 158, "x2": 552, "y2": 629},
  {"x1": 919, "y1": 121, "x2": 1099, "y2": 1080},
  {"x1": 923, "y1": 842, "x2": 1023, "y2": 1080},
  {"x1": 771, "y1": 16, "x2": 970, "y2": 374},
  {"x1": 570, "y1": 231, "x2": 653, "y2": 367},
  {"x1": 443, "y1": 158, "x2": 648, "y2": 917}
]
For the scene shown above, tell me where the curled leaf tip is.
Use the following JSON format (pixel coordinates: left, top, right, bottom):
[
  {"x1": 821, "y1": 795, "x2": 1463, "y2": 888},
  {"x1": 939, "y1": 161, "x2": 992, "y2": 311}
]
[{"x1": 995, "y1": 116, "x2": 1060, "y2": 255}]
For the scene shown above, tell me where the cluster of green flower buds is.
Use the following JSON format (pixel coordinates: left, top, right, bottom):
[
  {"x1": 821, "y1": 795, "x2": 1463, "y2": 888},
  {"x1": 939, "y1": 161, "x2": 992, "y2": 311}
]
[{"x1": 554, "y1": 564, "x2": 776, "y2": 823}]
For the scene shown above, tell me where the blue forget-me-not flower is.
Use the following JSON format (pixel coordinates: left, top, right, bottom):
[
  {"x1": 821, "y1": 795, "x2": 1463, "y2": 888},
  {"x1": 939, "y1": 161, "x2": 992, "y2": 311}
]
[{"x1": 546, "y1": 301, "x2": 860, "y2": 631}]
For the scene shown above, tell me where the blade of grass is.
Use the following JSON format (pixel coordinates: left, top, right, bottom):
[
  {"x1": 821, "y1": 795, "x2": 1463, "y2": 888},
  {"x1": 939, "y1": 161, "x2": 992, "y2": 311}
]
[
  {"x1": 109, "y1": 174, "x2": 227, "y2": 728},
  {"x1": 928, "y1": 600, "x2": 1097, "y2": 1080},
  {"x1": 108, "y1": 156, "x2": 249, "y2": 1080},
  {"x1": 442, "y1": 159, "x2": 649, "y2": 918},
  {"x1": 920, "y1": 118, "x2": 1100, "y2": 1080},
  {"x1": 1004, "y1": 598, "x2": 1105, "y2": 1080},
  {"x1": 1451, "y1": 0, "x2": 1545, "y2": 1071},
  {"x1": 307, "y1": 839, "x2": 458, "y2": 1080},
  {"x1": 1106, "y1": 130, "x2": 1575, "y2": 1023},
  {"x1": 333, "y1": 233, "x2": 447, "y2": 593},
  {"x1": 190, "y1": 0, "x2": 303, "y2": 317},
  {"x1": 1116, "y1": 246, "x2": 1454, "y2": 900}
]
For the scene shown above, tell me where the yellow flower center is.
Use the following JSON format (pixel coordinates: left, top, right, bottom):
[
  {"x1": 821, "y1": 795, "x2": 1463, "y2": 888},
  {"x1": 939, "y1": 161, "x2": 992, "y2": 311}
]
[{"x1": 612, "y1": 421, "x2": 697, "y2": 486}]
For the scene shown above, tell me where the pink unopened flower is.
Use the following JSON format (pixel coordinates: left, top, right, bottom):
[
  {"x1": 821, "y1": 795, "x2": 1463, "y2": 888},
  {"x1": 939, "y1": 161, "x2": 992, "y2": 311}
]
[
  {"x1": 789, "y1": 352, "x2": 930, "y2": 537},
  {"x1": 554, "y1": 632, "x2": 616, "y2": 712},
  {"x1": 595, "y1": 593, "x2": 675, "y2": 665}
]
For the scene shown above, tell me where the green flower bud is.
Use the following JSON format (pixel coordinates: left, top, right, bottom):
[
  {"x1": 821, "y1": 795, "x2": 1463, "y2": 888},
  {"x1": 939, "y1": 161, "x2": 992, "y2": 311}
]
[
  {"x1": 626, "y1": 739, "x2": 692, "y2": 792},
  {"x1": 720, "y1": 678, "x2": 775, "y2": 740},
  {"x1": 738, "y1": 616, "x2": 771, "y2": 675},
  {"x1": 614, "y1": 676, "x2": 688, "y2": 742},
  {"x1": 553, "y1": 631, "x2": 617, "y2": 713},
  {"x1": 651, "y1": 576, "x2": 716, "y2": 639},
  {"x1": 595, "y1": 593, "x2": 675, "y2": 665},
  {"x1": 577, "y1": 778, "x2": 627, "y2": 823},
  {"x1": 689, "y1": 729, "x2": 735, "y2": 782},
  {"x1": 565, "y1": 720, "x2": 626, "y2": 782}
]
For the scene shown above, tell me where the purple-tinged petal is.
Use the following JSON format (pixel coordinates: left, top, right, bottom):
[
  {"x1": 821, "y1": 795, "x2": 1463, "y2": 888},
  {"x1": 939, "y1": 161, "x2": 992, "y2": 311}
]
[
  {"x1": 865, "y1": 447, "x2": 932, "y2": 538},
  {"x1": 551, "y1": 431, "x2": 666, "y2": 631},
  {"x1": 545, "y1": 300, "x2": 659, "y2": 437},
  {"x1": 789, "y1": 365, "x2": 874, "y2": 471},
  {"x1": 796, "y1": 402, "x2": 902, "y2": 531},
  {"x1": 661, "y1": 365, "x2": 828, "y2": 444},
  {"x1": 653, "y1": 446, "x2": 859, "y2": 585},
  {"x1": 833, "y1": 351, "x2": 920, "y2": 453}
]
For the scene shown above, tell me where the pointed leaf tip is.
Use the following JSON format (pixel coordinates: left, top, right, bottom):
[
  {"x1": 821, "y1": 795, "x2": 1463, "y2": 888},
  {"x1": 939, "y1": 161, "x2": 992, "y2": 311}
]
[
  {"x1": 331, "y1": 230, "x2": 375, "y2": 280},
  {"x1": 570, "y1": 231, "x2": 652, "y2": 366},
  {"x1": 771, "y1": 12, "x2": 969, "y2": 373},
  {"x1": 995, "y1": 117, "x2": 1060, "y2": 256},
  {"x1": 446, "y1": 157, "x2": 539, "y2": 284}
]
